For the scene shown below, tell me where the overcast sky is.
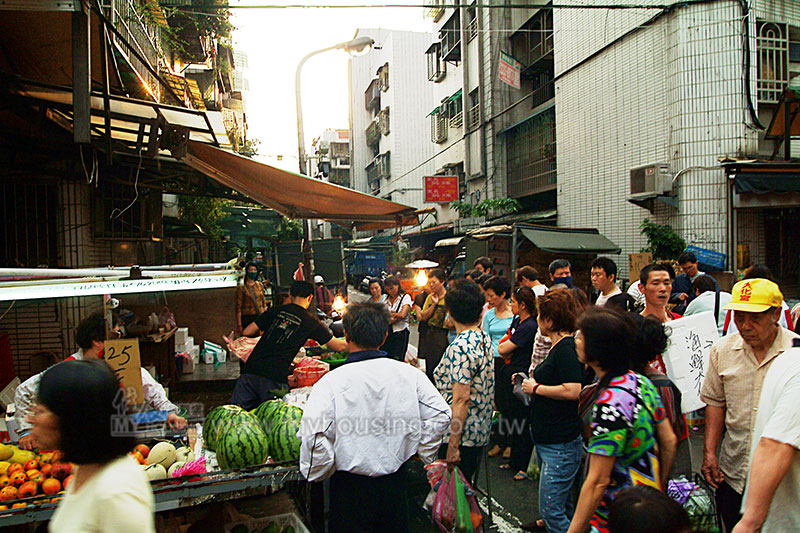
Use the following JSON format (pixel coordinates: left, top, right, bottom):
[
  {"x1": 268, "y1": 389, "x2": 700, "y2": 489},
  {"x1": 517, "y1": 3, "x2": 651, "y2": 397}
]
[{"x1": 230, "y1": 1, "x2": 432, "y2": 172}]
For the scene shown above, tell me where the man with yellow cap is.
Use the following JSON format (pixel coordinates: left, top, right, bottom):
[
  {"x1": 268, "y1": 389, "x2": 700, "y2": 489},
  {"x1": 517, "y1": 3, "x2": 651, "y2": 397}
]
[{"x1": 700, "y1": 278, "x2": 799, "y2": 532}]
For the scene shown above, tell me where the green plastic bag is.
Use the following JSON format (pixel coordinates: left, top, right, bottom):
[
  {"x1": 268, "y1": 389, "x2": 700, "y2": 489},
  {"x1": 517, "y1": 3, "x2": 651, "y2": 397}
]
[{"x1": 454, "y1": 470, "x2": 474, "y2": 533}]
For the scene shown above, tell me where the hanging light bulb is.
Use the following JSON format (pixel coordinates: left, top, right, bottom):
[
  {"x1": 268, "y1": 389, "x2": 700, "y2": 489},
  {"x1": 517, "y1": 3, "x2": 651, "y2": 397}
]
[
  {"x1": 414, "y1": 269, "x2": 429, "y2": 288},
  {"x1": 332, "y1": 294, "x2": 347, "y2": 314}
]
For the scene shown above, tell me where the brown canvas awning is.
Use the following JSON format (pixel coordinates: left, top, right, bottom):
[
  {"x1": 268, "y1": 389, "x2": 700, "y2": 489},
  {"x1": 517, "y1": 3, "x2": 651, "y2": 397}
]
[{"x1": 182, "y1": 141, "x2": 420, "y2": 230}]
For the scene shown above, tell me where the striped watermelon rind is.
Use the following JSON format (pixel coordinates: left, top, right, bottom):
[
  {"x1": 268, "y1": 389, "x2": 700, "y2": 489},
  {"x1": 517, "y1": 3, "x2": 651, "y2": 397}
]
[
  {"x1": 204, "y1": 405, "x2": 244, "y2": 451},
  {"x1": 217, "y1": 420, "x2": 270, "y2": 470},
  {"x1": 204, "y1": 406, "x2": 258, "y2": 451},
  {"x1": 269, "y1": 419, "x2": 302, "y2": 463},
  {"x1": 251, "y1": 399, "x2": 286, "y2": 434}
]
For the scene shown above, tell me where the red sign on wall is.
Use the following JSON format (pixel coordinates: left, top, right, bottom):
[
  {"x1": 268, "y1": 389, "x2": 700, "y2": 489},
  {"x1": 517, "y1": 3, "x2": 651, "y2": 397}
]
[{"x1": 424, "y1": 176, "x2": 459, "y2": 203}]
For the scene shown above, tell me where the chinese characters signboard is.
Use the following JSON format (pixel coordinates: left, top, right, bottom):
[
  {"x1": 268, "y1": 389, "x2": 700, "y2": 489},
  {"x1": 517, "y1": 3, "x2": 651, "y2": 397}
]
[
  {"x1": 424, "y1": 176, "x2": 459, "y2": 203},
  {"x1": 499, "y1": 51, "x2": 521, "y2": 89},
  {"x1": 661, "y1": 312, "x2": 719, "y2": 413}
]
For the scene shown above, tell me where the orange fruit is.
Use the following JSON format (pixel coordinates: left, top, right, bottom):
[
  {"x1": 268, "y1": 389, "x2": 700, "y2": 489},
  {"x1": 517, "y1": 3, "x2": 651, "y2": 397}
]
[
  {"x1": 9, "y1": 472, "x2": 27, "y2": 487},
  {"x1": 39, "y1": 464, "x2": 51, "y2": 477},
  {"x1": 11, "y1": 503, "x2": 26, "y2": 509},
  {"x1": 28, "y1": 473, "x2": 46, "y2": 486},
  {"x1": 0, "y1": 476, "x2": 9, "y2": 488},
  {"x1": 0, "y1": 505, "x2": 7, "y2": 511},
  {"x1": 6, "y1": 464, "x2": 22, "y2": 476},
  {"x1": 62, "y1": 475, "x2": 74, "y2": 490},
  {"x1": 41, "y1": 478, "x2": 60, "y2": 495},
  {"x1": 17, "y1": 481, "x2": 36, "y2": 499},
  {"x1": 131, "y1": 451, "x2": 144, "y2": 464},
  {"x1": 23, "y1": 460, "x2": 38, "y2": 472},
  {"x1": 133, "y1": 444, "x2": 150, "y2": 458},
  {"x1": 0, "y1": 486, "x2": 18, "y2": 501}
]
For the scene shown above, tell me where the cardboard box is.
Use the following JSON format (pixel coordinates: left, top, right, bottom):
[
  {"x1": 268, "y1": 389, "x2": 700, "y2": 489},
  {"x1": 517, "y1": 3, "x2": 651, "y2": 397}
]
[
  {"x1": 175, "y1": 327, "x2": 190, "y2": 345},
  {"x1": 181, "y1": 355, "x2": 195, "y2": 374},
  {"x1": 176, "y1": 341, "x2": 195, "y2": 354}
]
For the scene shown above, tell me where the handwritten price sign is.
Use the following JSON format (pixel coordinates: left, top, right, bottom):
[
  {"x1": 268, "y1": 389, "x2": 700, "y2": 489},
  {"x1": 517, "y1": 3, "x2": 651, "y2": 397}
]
[
  {"x1": 661, "y1": 312, "x2": 719, "y2": 413},
  {"x1": 104, "y1": 339, "x2": 144, "y2": 405}
]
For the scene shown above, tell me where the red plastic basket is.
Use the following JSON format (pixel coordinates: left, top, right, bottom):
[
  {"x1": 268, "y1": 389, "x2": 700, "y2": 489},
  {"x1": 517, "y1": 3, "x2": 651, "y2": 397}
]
[{"x1": 294, "y1": 366, "x2": 328, "y2": 387}]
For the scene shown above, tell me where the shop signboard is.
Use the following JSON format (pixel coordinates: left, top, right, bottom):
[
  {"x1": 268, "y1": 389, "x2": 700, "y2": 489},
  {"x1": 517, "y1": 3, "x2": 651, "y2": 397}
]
[
  {"x1": 424, "y1": 176, "x2": 459, "y2": 203},
  {"x1": 104, "y1": 338, "x2": 144, "y2": 405},
  {"x1": 499, "y1": 51, "x2": 521, "y2": 89}
]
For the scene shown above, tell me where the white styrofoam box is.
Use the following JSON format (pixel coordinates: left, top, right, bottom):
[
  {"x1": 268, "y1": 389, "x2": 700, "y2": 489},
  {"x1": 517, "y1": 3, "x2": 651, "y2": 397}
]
[
  {"x1": 216, "y1": 350, "x2": 227, "y2": 363},
  {"x1": 176, "y1": 341, "x2": 194, "y2": 354},
  {"x1": 175, "y1": 327, "x2": 190, "y2": 345},
  {"x1": 185, "y1": 336, "x2": 194, "y2": 347}
]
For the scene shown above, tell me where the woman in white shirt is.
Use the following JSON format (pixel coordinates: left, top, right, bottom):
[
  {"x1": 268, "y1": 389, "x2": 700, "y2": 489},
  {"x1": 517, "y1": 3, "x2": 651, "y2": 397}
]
[
  {"x1": 31, "y1": 360, "x2": 155, "y2": 533},
  {"x1": 381, "y1": 276, "x2": 412, "y2": 361}
]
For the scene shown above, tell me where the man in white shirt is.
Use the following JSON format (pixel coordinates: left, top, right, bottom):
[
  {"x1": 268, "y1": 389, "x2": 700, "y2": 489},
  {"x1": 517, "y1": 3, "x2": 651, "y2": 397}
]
[
  {"x1": 516, "y1": 266, "x2": 547, "y2": 298},
  {"x1": 684, "y1": 274, "x2": 732, "y2": 335},
  {"x1": 299, "y1": 302, "x2": 450, "y2": 532},
  {"x1": 590, "y1": 257, "x2": 622, "y2": 306},
  {"x1": 16, "y1": 312, "x2": 186, "y2": 449},
  {"x1": 734, "y1": 346, "x2": 800, "y2": 533}
]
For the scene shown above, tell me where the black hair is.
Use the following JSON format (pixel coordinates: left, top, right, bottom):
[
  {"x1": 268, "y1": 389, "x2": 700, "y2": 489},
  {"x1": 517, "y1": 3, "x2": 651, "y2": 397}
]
[
  {"x1": 608, "y1": 486, "x2": 693, "y2": 533},
  {"x1": 484, "y1": 275, "x2": 511, "y2": 300},
  {"x1": 591, "y1": 257, "x2": 618, "y2": 282},
  {"x1": 429, "y1": 268, "x2": 446, "y2": 282},
  {"x1": 549, "y1": 258, "x2": 571, "y2": 275},
  {"x1": 445, "y1": 279, "x2": 485, "y2": 325},
  {"x1": 342, "y1": 302, "x2": 391, "y2": 349},
  {"x1": 516, "y1": 265, "x2": 540, "y2": 284},
  {"x1": 744, "y1": 264, "x2": 775, "y2": 282},
  {"x1": 473, "y1": 257, "x2": 493, "y2": 271},
  {"x1": 578, "y1": 308, "x2": 666, "y2": 392},
  {"x1": 569, "y1": 287, "x2": 590, "y2": 316},
  {"x1": 75, "y1": 312, "x2": 108, "y2": 351},
  {"x1": 245, "y1": 262, "x2": 259, "y2": 271},
  {"x1": 277, "y1": 292, "x2": 291, "y2": 305},
  {"x1": 513, "y1": 286, "x2": 538, "y2": 315},
  {"x1": 383, "y1": 275, "x2": 403, "y2": 294},
  {"x1": 290, "y1": 280, "x2": 315, "y2": 298},
  {"x1": 368, "y1": 277, "x2": 384, "y2": 292},
  {"x1": 639, "y1": 263, "x2": 673, "y2": 286},
  {"x1": 691, "y1": 275, "x2": 717, "y2": 295},
  {"x1": 466, "y1": 269, "x2": 483, "y2": 282},
  {"x1": 678, "y1": 251, "x2": 697, "y2": 265},
  {"x1": 38, "y1": 360, "x2": 135, "y2": 464}
]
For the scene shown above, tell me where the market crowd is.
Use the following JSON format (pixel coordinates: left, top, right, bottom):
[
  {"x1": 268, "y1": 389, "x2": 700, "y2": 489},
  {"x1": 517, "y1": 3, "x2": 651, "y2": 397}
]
[
  {"x1": 297, "y1": 253, "x2": 800, "y2": 533},
  {"x1": 22, "y1": 253, "x2": 800, "y2": 533}
]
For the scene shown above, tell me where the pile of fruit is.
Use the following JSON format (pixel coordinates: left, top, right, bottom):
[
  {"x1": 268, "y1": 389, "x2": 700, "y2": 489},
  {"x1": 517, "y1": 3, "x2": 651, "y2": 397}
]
[
  {"x1": 131, "y1": 442, "x2": 196, "y2": 481},
  {"x1": 0, "y1": 443, "x2": 73, "y2": 510},
  {"x1": 203, "y1": 400, "x2": 303, "y2": 470}
]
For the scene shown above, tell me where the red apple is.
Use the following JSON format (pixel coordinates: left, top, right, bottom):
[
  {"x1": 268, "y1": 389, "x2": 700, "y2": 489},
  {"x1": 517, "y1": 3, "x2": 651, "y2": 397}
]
[
  {"x1": 50, "y1": 463, "x2": 72, "y2": 481},
  {"x1": 41, "y1": 478, "x2": 60, "y2": 495}
]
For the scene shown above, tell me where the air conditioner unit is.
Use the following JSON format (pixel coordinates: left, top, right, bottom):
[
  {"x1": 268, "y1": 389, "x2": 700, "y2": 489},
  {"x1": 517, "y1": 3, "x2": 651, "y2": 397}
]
[{"x1": 629, "y1": 163, "x2": 672, "y2": 197}]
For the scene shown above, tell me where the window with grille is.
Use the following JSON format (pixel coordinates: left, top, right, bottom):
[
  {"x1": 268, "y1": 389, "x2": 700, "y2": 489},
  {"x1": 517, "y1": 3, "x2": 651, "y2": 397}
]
[
  {"x1": 426, "y1": 42, "x2": 446, "y2": 82},
  {"x1": 757, "y1": 21, "x2": 789, "y2": 104},
  {"x1": 431, "y1": 110, "x2": 448, "y2": 143},
  {"x1": 440, "y1": 10, "x2": 461, "y2": 62},
  {"x1": 510, "y1": 9, "x2": 553, "y2": 69},
  {"x1": 379, "y1": 107, "x2": 390, "y2": 135},
  {"x1": 506, "y1": 109, "x2": 557, "y2": 198},
  {"x1": 378, "y1": 63, "x2": 390, "y2": 91}
]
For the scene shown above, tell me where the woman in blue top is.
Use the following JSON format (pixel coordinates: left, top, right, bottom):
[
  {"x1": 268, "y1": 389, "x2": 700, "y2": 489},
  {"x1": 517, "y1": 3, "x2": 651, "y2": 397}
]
[{"x1": 482, "y1": 276, "x2": 514, "y2": 458}]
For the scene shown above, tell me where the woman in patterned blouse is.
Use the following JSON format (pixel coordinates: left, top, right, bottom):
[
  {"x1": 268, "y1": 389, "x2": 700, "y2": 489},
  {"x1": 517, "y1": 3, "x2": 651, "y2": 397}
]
[
  {"x1": 434, "y1": 278, "x2": 495, "y2": 484},
  {"x1": 567, "y1": 308, "x2": 678, "y2": 533}
]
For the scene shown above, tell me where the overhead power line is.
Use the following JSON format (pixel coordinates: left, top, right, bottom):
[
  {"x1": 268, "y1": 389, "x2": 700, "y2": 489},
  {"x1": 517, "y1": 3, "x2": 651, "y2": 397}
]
[{"x1": 176, "y1": 3, "x2": 694, "y2": 10}]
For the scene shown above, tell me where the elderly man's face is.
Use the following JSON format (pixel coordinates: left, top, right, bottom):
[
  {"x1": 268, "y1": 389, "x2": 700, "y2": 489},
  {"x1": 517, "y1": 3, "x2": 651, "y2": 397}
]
[{"x1": 734, "y1": 307, "x2": 780, "y2": 348}]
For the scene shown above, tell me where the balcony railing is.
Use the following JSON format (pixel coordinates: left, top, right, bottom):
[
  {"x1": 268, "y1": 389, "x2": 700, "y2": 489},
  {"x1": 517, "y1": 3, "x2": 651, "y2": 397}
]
[
  {"x1": 111, "y1": 0, "x2": 164, "y2": 98},
  {"x1": 366, "y1": 119, "x2": 381, "y2": 147},
  {"x1": 467, "y1": 15, "x2": 478, "y2": 42},
  {"x1": 365, "y1": 78, "x2": 381, "y2": 111},
  {"x1": 450, "y1": 111, "x2": 463, "y2": 129},
  {"x1": 466, "y1": 104, "x2": 480, "y2": 130},
  {"x1": 378, "y1": 107, "x2": 390, "y2": 135},
  {"x1": 531, "y1": 81, "x2": 555, "y2": 109},
  {"x1": 440, "y1": 11, "x2": 461, "y2": 62},
  {"x1": 423, "y1": 0, "x2": 444, "y2": 21}
]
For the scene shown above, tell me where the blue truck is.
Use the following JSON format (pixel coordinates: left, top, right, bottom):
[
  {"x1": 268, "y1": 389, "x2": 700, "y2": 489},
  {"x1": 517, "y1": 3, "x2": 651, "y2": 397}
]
[{"x1": 346, "y1": 249, "x2": 388, "y2": 289}]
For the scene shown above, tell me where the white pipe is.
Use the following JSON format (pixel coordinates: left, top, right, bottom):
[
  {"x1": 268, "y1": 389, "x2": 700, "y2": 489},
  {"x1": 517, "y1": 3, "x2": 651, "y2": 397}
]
[{"x1": 0, "y1": 268, "x2": 237, "y2": 279}]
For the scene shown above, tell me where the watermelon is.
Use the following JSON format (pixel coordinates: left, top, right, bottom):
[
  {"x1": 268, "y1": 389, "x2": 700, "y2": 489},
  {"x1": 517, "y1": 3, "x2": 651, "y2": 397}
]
[
  {"x1": 217, "y1": 420, "x2": 270, "y2": 470},
  {"x1": 251, "y1": 399, "x2": 286, "y2": 433},
  {"x1": 204, "y1": 405, "x2": 259, "y2": 451},
  {"x1": 269, "y1": 419, "x2": 302, "y2": 462}
]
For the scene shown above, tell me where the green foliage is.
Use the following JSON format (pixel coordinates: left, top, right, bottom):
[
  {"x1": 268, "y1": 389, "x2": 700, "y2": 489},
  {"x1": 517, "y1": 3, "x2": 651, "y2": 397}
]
[
  {"x1": 178, "y1": 195, "x2": 226, "y2": 241},
  {"x1": 639, "y1": 218, "x2": 686, "y2": 260},
  {"x1": 449, "y1": 198, "x2": 521, "y2": 218},
  {"x1": 238, "y1": 138, "x2": 260, "y2": 158},
  {"x1": 277, "y1": 217, "x2": 302, "y2": 241}
]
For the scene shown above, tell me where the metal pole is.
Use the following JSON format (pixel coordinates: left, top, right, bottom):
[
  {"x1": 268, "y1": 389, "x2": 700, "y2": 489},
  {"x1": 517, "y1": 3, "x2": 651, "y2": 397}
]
[
  {"x1": 72, "y1": 1, "x2": 90, "y2": 144},
  {"x1": 510, "y1": 224, "x2": 518, "y2": 283},
  {"x1": 296, "y1": 45, "x2": 338, "y2": 281}
]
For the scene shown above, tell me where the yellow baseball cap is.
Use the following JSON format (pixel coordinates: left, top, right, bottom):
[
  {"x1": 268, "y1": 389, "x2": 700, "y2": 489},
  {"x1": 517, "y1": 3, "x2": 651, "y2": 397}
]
[{"x1": 723, "y1": 278, "x2": 783, "y2": 313}]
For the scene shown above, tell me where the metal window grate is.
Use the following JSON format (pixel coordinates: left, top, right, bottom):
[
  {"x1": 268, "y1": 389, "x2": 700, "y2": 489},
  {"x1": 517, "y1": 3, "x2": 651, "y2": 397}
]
[
  {"x1": 506, "y1": 109, "x2": 557, "y2": 198},
  {"x1": 431, "y1": 111, "x2": 448, "y2": 143},
  {"x1": 757, "y1": 21, "x2": 789, "y2": 105}
]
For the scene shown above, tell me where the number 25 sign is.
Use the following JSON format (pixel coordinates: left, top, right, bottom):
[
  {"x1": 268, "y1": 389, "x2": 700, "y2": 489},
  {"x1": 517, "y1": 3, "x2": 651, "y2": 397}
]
[{"x1": 104, "y1": 339, "x2": 144, "y2": 405}]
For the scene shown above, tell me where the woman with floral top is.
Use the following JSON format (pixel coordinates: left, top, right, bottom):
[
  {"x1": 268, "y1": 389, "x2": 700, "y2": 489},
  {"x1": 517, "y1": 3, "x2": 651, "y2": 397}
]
[
  {"x1": 568, "y1": 308, "x2": 678, "y2": 533},
  {"x1": 434, "y1": 278, "x2": 495, "y2": 484}
]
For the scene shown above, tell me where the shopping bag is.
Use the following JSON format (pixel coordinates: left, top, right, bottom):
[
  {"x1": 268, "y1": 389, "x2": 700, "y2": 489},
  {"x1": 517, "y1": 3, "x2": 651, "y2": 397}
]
[{"x1": 431, "y1": 467, "x2": 483, "y2": 533}]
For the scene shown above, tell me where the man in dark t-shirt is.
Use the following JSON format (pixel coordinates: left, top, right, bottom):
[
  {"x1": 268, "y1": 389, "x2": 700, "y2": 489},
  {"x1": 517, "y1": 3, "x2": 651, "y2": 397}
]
[{"x1": 231, "y1": 280, "x2": 347, "y2": 410}]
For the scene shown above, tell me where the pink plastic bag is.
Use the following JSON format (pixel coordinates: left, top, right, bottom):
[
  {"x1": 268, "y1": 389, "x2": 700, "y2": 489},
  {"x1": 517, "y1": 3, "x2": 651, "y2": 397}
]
[
  {"x1": 431, "y1": 467, "x2": 483, "y2": 533},
  {"x1": 223, "y1": 333, "x2": 261, "y2": 363}
]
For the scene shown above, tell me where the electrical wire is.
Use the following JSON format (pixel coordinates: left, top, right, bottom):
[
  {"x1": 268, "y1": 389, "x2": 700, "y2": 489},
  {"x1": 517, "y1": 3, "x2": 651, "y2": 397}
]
[
  {"x1": 172, "y1": 3, "x2": 697, "y2": 10},
  {"x1": 110, "y1": 148, "x2": 143, "y2": 219},
  {"x1": 0, "y1": 301, "x2": 15, "y2": 322}
]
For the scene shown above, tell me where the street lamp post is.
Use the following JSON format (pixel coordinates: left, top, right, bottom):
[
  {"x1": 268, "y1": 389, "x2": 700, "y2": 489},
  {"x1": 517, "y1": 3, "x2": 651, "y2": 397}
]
[{"x1": 295, "y1": 36, "x2": 374, "y2": 281}]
